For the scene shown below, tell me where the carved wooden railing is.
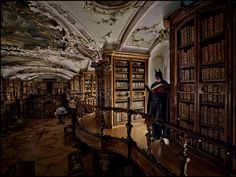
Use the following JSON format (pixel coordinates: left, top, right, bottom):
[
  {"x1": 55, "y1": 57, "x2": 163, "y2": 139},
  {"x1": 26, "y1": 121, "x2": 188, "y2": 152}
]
[{"x1": 74, "y1": 101, "x2": 236, "y2": 176}]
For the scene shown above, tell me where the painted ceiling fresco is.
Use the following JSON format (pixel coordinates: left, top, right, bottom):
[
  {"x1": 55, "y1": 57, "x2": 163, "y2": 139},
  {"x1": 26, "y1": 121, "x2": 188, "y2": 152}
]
[{"x1": 1, "y1": 1, "x2": 181, "y2": 80}]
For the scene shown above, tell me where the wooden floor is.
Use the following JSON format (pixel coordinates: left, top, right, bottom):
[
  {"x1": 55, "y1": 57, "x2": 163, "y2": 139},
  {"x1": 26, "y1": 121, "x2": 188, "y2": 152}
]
[{"x1": 80, "y1": 113, "x2": 226, "y2": 176}]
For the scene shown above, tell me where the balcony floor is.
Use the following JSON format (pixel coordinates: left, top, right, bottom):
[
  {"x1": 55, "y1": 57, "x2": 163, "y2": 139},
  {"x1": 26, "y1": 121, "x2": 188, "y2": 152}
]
[{"x1": 80, "y1": 113, "x2": 226, "y2": 176}]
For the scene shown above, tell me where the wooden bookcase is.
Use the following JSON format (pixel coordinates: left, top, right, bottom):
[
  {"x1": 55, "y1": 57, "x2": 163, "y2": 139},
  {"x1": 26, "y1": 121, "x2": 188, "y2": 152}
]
[
  {"x1": 96, "y1": 50, "x2": 149, "y2": 128},
  {"x1": 169, "y1": 0, "x2": 235, "y2": 168},
  {"x1": 69, "y1": 75, "x2": 80, "y2": 96},
  {"x1": 79, "y1": 71, "x2": 96, "y2": 105},
  {"x1": 5, "y1": 78, "x2": 22, "y2": 103},
  {"x1": 79, "y1": 71, "x2": 96, "y2": 97}
]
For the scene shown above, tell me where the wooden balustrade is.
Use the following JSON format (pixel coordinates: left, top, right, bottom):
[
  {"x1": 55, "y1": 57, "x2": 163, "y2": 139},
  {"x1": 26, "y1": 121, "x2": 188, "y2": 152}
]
[{"x1": 75, "y1": 99, "x2": 236, "y2": 176}]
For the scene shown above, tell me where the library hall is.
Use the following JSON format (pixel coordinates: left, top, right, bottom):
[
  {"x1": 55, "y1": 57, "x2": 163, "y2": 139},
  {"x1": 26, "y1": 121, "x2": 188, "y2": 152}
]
[{"x1": 1, "y1": 1, "x2": 235, "y2": 176}]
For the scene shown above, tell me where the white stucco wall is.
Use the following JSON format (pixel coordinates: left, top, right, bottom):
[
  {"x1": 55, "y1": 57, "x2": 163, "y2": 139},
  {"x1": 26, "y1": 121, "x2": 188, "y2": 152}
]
[{"x1": 148, "y1": 41, "x2": 170, "y2": 86}]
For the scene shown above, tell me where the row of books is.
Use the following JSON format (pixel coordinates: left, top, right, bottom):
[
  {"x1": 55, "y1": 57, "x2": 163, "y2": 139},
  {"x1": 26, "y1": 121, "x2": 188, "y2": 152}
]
[
  {"x1": 200, "y1": 94, "x2": 225, "y2": 105},
  {"x1": 70, "y1": 80, "x2": 80, "y2": 91},
  {"x1": 115, "y1": 73, "x2": 144, "y2": 79},
  {"x1": 115, "y1": 60, "x2": 128, "y2": 65},
  {"x1": 115, "y1": 68, "x2": 128, "y2": 72},
  {"x1": 116, "y1": 91, "x2": 129, "y2": 97},
  {"x1": 201, "y1": 13, "x2": 224, "y2": 39},
  {"x1": 116, "y1": 82, "x2": 129, "y2": 88},
  {"x1": 114, "y1": 112, "x2": 128, "y2": 123},
  {"x1": 200, "y1": 106, "x2": 224, "y2": 127},
  {"x1": 133, "y1": 68, "x2": 144, "y2": 72},
  {"x1": 4, "y1": 82, "x2": 67, "y2": 101},
  {"x1": 85, "y1": 85, "x2": 92, "y2": 89},
  {"x1": 201, "y1": 84, "x2": 223, "y2": 93},
  {"x1": 178, "y1": 93, "x2": 194, "y2": 101},
  {"x1": 200, "y1": 140, "x2": 225, "y2": 158},
  {"x1": 115, "y1": 98, "x2": 144, "y2": 103},
  {"x1": 115, "y1": 102, "x2": 129, "y2": 109},
  {"x1": 179, "y1": 25, "x2": 195, "y2": 48},
  {"x1": 178, "y1": 84, "x2": 195, "y2": 92},
  {"x1": 179, "y1": 119, "x2": 194, "y2": 130},
  {"x1": 178, "y1": 47, "x2": 195, "y2": 67},
  {"x1": 132, "y1": 82, "x2": 144, "y2": 89},
  {"x1": 201, "y1": 40, "x2": 225, "y2": 65},
  {"x1": 133, "y1": 62, "x2": 144, "y2": 66},
  {"x1": 84, "y1": 80, "x2": 92, "y2": 84},
  {"x1": 116, "y1": 98, "x2": 129, "y2": 103},
  {"x1": 132, "y1": 74, "x2": 144, "y2": 79},
  {"x1": 201, "y1": 67, "x2": 225, "y2": 81},
  {"x1": 5, "y1": 80, "x2": 22, "y2": 91},
  {"x1": 6, "y1": 92, "x2": 21, "y2": 100},
  {"x1": 179, "y1": 67, "x2": 225, "y2": 81},
  {"x1": 178, "y1": 102, "x2": 194, "y2": 120},
  {"x1": 133, "y1": 92, "x2": 145, "y2": 99},
  {"x1": 115, "y1": 73, "x2": 128, "y2": 79},
  {"x1": 179, "y1": 69, "x2": 195, "y2": 81},
  {"x1": 132, "y1": 101, "x2": 144, "y2": 108}
]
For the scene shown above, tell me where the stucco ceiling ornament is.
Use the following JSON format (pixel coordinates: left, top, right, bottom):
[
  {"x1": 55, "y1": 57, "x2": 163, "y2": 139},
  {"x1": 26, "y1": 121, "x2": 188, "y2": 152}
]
[
  {"x1": 155, "y1": 28, "x2": 170, "y2": 44},
  {"x1": 83, "y1": 1, "x2": 142, "y2": 26},
  {"x1": 1, "y1": 45, "x2": 87, "y2": 61},
  {"x1": 130, "y1": 21, "x2": 170, "y2": 47},
  {"x1": 48, "y1": 2, "x2": 76, "y2": 25},
  {"x1": 131, "y1": 22, "x2": 161, "y2": 47}
]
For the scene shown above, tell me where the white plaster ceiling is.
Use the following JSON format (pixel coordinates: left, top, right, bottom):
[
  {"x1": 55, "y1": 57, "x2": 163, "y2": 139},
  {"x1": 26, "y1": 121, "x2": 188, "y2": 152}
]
[{"x1": 1, "y1": 1, "x2": 181, "y2": 81}]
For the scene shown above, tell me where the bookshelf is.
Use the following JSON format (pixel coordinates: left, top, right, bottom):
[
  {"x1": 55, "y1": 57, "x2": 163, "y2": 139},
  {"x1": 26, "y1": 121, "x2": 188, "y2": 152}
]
[
  {"x1": 169, "y1": 0, "x2": 235, "y2": 169},
  {"x1": 79, "y1": 71, "x2": 96, "y2": 105},
  {"x1": 0, "y1": 76, "x2": 5, "y2": 103},
  {"x1": 5, "y1": 78, "x2": 22, "y2": 103},
  {"x1": 69, "y1": 74, "x2": 81, "y2": 99},
  {"x1": 96, "y1": 50, "x2": 149, "y2": 128}
]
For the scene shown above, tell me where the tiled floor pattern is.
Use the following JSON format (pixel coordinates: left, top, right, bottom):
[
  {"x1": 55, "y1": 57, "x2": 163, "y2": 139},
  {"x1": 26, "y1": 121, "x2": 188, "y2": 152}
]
[{"x1": 1, "y1": 117, "x2": 78, "y2": 176}]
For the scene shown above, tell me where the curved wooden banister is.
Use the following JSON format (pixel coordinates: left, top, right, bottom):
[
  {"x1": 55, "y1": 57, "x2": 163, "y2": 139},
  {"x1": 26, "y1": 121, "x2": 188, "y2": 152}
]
[
  {"x1": 75, "y1": 100, "x2": 235, "y2": 176},
  {"x1": 77, "y1": 101, "x2": 236, "y2": 155},
  {"x1": 75, "y1": 121, "x2": 175, "y2": 176}
]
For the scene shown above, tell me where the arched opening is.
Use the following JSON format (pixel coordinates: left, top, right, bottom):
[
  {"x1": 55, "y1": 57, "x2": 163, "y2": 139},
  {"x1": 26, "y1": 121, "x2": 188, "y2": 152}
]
[{"x1": 148, "y1": 41, "x2": 170, "y2": 85}]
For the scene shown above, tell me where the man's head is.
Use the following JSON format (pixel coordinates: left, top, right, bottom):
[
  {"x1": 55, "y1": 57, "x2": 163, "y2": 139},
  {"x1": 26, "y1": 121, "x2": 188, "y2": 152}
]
[{"x1": 155, "y1": 69, "x2": 163, "y2": 81}]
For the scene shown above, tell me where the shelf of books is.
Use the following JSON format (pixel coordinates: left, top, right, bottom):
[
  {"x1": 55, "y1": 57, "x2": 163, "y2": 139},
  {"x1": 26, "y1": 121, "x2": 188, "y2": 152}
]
[
  {"x1": 198, "y1": 6, "x2": 227, "y2": 159},
  {"x1": 175, "y1": 16, "x2": 196, "y2": 148},
  {"x1": 79, "y1": 71, "x2": 96, "y2": 105},
  {"x1": 131, "y1": 61, "x2": 146, "y2": 120},
  {"x1": 169, "y1": 0, "x2": 235, "y2": 169},
  {"x1": 5, "y1": 78, "x2": 22, "y2": 103},
  {"x1": 96, "y1": 50, "x2": 149, "y2": 128},
  {"x1": 114, "y1": 59, "x2": 130, "y2": 123}
]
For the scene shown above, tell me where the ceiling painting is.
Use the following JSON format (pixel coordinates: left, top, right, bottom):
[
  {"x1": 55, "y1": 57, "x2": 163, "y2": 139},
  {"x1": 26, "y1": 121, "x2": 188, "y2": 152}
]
[{"x1": 1, "y1": 1, "x2": 181, "y2": 80}]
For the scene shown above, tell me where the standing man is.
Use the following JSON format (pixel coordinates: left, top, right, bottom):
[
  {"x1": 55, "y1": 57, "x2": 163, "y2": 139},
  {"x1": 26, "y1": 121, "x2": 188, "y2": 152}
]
[{"x1": 145, "y1": 69, "x2": 170, "y2": 145}]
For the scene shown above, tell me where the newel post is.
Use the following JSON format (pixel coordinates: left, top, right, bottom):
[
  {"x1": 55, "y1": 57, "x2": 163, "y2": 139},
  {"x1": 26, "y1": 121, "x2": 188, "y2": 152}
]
[
  {"x1": 126, "y1": 111, "x2": 134, "y2": 159},
  {"x1": 145, "y1": 115, "x2": 153, "y2": 154},
  {"x1": 179, "y1": 134, "x2": 190, "y2": 176}
]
